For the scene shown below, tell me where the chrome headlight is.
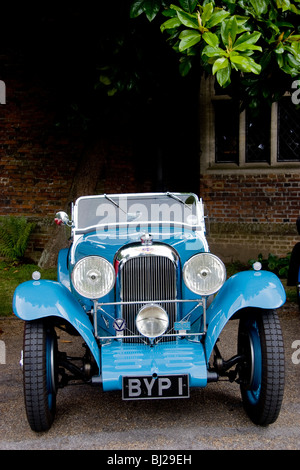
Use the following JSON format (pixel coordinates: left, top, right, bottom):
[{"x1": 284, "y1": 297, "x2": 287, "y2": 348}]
[
  {"x1": 136, "y1": 304, "x2": 169, "y2": 338},
  {"x1": 72, "y1": 256, "x2": 115, "y2": 299},
  {"x1": 183, "y1": 253, "x2": 226, "y2": 296}
]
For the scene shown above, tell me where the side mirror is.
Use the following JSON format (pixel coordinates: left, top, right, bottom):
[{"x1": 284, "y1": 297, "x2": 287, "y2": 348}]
[{"x1": 55, "y1": 211, "x2": 71, "y2": 226}]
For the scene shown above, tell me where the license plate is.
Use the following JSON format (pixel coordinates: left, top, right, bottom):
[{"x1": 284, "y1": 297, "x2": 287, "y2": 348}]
[{"x1": 122, "y1": 374, "x2": 189, "y2": 400}]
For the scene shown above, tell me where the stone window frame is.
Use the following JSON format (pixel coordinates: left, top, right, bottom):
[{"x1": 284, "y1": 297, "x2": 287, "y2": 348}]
[{"x1": 199, "y1": 77, "x2": 300, "y2": 174}]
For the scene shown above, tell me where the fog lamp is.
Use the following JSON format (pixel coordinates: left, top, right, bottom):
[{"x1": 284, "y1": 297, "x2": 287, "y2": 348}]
[{"x1": 136, "y1": 304, "x2": 169, "y2": 338}]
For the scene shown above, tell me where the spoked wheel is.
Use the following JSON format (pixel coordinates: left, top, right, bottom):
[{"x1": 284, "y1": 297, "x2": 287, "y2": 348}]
[
  {"x1": 23, "y1": 320, "x2": 58, "y2": 432},
  {"x1": 238, "y1": 309, "x2": 285, "y2": 425}
]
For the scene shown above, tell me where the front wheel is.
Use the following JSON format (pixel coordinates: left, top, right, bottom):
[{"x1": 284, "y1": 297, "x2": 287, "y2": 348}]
[
  {"x1": 238, "y1": 309, "x2": 285, "y2": 425},
  {"x1": 23, "y1": 320, "x2": 58, "y2": 432}
]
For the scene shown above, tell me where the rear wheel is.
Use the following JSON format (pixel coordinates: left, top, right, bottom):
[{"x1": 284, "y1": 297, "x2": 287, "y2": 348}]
[
  {"x1": 238, "y1": 309, "x2": 285, "y2": 425},
  {"x1": 23, "y1": 320, "x2": 58, "y2": 432}
]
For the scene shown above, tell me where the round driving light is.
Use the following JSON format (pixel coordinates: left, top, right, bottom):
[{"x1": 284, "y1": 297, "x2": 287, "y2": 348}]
[
  {"x1": 32, "y1": 271, "x2": 41, "y2": 281},
  {"x1": 183, "y1": 253, "x2": 226, "y2": 296},
  {"x1": 72, "y1": 256, "x2": 115, "y2": 299},
  {"x1": 136, "y1": 304, "x2": 169, "y2": 338},
  {"x1": 253, "y1": 261, "x2": 262, "y2": 271}
]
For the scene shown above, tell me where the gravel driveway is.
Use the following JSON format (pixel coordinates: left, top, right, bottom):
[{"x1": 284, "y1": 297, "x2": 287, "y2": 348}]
[{"x1": 0, "y1": 304, "x2": 299, "y2": 450}]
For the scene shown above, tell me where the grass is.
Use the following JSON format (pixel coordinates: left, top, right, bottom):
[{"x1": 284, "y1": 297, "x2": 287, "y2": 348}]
[
  {"x1": 0, "y1": 260, "x2": 298, "y2": 317},
  {"x1": 0, "y1": 260, "x2": 57, "y2": 317},
  {"x1": 281, "y1": 279, "x2": 298, "y2": 304}
]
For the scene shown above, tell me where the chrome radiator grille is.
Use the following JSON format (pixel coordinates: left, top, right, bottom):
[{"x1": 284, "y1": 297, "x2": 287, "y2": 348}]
[{"x1": 120, "y1": 255, "x2": 177, "y2": 342}]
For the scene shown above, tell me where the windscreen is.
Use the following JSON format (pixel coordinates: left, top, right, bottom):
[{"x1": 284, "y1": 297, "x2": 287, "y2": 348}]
[{"x1": 75, "y1": 193, "x2": 200, "y2": 231}]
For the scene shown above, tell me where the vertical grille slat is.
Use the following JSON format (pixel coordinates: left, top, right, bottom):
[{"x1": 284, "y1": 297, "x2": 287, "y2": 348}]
[{"x1": 120, "y1": 254, "x2": 177, "y2": 343}]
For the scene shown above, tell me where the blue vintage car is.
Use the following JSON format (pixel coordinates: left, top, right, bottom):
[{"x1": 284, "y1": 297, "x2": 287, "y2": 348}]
[{"x1": 13, "y1": 192, "x2": 286, "y2": 431}]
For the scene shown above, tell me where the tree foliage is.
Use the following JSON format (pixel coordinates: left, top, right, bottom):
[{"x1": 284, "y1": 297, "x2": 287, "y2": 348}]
[{"x1": 130, "y1": 0, "x2": 300, "y2": 108}]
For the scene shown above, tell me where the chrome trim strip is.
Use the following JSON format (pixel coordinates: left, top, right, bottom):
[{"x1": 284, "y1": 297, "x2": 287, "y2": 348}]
[
  {"x1": 97, "y1": 332, "x2": 205, "y2": 341},
  {"x1": 94, "y1": 298, "x2": 206, "y2": 343},
  {"x1": 115, "y1": 242, "x2": 180, "y2": 271},
  {"x1": 75, "y1": 191, "x2": 200, "y2": 205},
  {"x1": 115, "y1": 243, "x2": 179, "y2": 343},
  {"x1": 97, "y1": 298, "x2": 203, "y2": 306}
]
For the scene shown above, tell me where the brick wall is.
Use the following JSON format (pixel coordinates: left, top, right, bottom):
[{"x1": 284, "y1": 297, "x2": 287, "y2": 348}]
[
  {"x1": 200, "y1": 172, "x2": 300, "y2": 262},
  {"x1": 201, "y1": 173, "x2": 300, "y2": 224},
  {"x1": 0, "y1": 71, "x2": 142, "y2": 262},
  {"x1": 1, "y1": 60, "x2": 299, "y2": 264},
  {"x1": 0, "y1": 74, "x2": 81, "y2": 216}
]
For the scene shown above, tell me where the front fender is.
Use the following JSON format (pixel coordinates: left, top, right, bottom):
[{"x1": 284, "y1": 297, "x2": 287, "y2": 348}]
[
  {"x1": 13, "y1": 280, "x2": 100, "y2": 370},
  {"x1": 205, "y1": 270, "x2": 286, "y2": 361}
]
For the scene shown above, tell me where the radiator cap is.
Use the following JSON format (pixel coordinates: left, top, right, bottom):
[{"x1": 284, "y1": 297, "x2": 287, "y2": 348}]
[{"x1": 141, "y1": 233, "x2": 153, "y2": 246}]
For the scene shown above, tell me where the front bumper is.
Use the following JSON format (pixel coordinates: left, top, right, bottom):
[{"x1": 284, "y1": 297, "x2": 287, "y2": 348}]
[{"x1": 100, "y1": 339, "x2": 208, "y2": 392}]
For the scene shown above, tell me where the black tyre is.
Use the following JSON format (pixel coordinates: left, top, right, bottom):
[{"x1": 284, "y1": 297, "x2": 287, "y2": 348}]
[
  {"x1": 238, "y1": 309, "x2": 285, "y2": 425},
  {"x1": 23, "y1": 320, "x2": 58, "y2": 432}
]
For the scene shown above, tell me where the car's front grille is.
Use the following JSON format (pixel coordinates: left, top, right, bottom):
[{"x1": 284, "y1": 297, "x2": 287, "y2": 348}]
[{"x1": 120, "y1": 255, "x2": 177, "y2": 343}]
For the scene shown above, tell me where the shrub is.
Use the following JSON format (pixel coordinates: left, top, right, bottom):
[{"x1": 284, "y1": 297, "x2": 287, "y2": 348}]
[
  {"x1": 249, "y1": 253, "x2": 291, "y2": 279},
  {"x1": 0, "y1": 216, "x2": 36, "y2": 261}
]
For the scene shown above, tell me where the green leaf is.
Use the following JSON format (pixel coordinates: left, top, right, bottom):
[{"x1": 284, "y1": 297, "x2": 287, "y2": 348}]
[
  {"x1": 99, "y1": 75, "x2": 111, "y2": 85},
  {"x1": 235, "y1": 15, "x2": 251, "y2": 33},
  {"x1": 107, "y1": 88, "x2": 118, "y2": 97},
  {"x1": 248, "y1": 59, "x2": 262, "y2": 74},
  {"x1": 179, "y1": 56, "x2": 193, "y2": 75},
  {"x1": 201, "y1": 3, "x2": 214, "y2": 25},
  {"x1": 289, "y1": 3, "x2": 300, "y2": 13},
  {"x1": 276, "y1": 0, "x2": 291, "y2": 11},
  {"x1": 202, "y1": 45, "x2": 228, "y2": 57},
  {"x1": 162, "y1": 8, "x2": 177, "y2": 18},
  {"x1": 178, "y1": 0, "x2": 198, "y2": 13},
  {"x1": 160, "y1": 17, "x2": 182, "y2": 32},
  {"x1": 202, "y1": 31, "x2": 219, "y2": 47},
  {"x1": 290, "y1": 41, "x2": 300, "y2": 55},
  {"x1": 206, "y1": 10, "x2": 230, "y2": 28},
  {"x1": 234, "y1": 31, "x2": 261, "y2": 47},
  {"x1": 169, "y1": 4, "x2": 185, "y2": 12},
  {"x1": 230, "y1": 55, "x2": 251, "y2": 70},
  {"x1": 287, "y1": 53, "x2": 300, "y2": 68},
  {"x1": 179, "y1": 29, "x2": 201, "y2": 51},
  {"x1": 216, "y1": 63, "x2": 231, "y2": 86},
  {"x1": 230, "y1": 55, "x2": 261, "y2": 73},
  {"x1": 287, "y1": 35, "x2": 300, "y2": 42},
  {"x1": 276, "y1": 53, "x2": 284, "y2": 68},
  {"x1": 143, "y1": 0, "x2": 161, "y2": 21},
  {"x1": 176, "y1": 9, "x2": 199, "y2": 28},
  {"x1": 130, "y1": 0, "x2": 161, "y2": 21},
  {"x1": 212, "y1": 57, "x2": 229, "y2": 74},
  {"x1": 234, "y1": 43, "x2": 262, "y2": 51},
  {"x1": 221, "y1": 16, "x2": 238, "y2": 48},
  {"x1": 250, "y1": 0, "x2": 269, "y2": 16},
  {"x1": 130, "y1": 0, "x2": 144, "y2": 18}
]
